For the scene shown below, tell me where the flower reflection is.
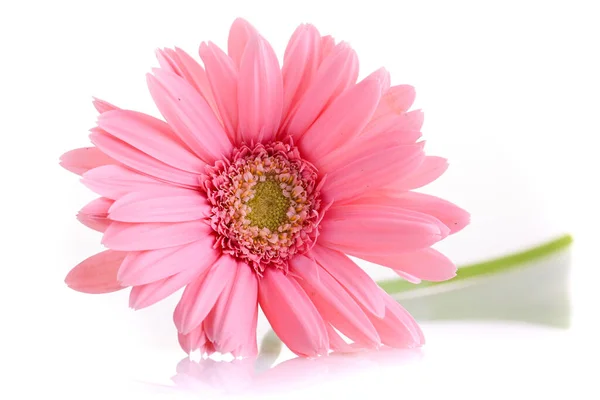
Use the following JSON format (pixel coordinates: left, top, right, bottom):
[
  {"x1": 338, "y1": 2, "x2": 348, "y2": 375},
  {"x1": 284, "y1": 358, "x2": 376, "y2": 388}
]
[
  {"x1": 172, "y1": 357, "x2": 255, "y2": 394},
  {"x1": 168, "y1": 346, "x2": 422, "y2": 396}
]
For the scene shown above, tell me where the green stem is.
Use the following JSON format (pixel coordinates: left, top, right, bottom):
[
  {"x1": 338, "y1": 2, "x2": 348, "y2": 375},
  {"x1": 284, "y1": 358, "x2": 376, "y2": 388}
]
[{"x1": 378, "y1": 234, "x2": 573, "y2": 295}]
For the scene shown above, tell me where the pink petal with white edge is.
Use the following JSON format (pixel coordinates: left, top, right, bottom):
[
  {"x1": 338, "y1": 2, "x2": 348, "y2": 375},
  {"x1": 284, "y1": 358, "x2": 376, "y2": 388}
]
[
  {"x1": 178, "y1": 323, "x2": 208, "y2": 354},
  {"x1": 237, "y1": 34, "x2": 283, "y2": 144},
  {"x1": 129, "y1": 248, "x2": 219, "y2": 310},
  {"x1": 310, "y1": 244, "x2": 385, "y2": 317},
  {"x1": 227, "y1": 18, "x2": 258, "y2": 68},
  {"x1": 299, "y1": 69, "x2": 386, "y2": 162},
  {"x1": 365, "y1": 290, "x2": 424, "y2": 348},
  {"x1": 258, "y1": 267, "x2": 329, "y2": 357},
  {"x1": 394, "y1": 271, "x2": 422, "y2": 284},
  {"x1": 233, "y1": 306, "x2": 259, "y2": 358},
  {"x1": 90, "y1": 128, "x2": 199, "y2": 188},
  {"x1": 385, "y1": 156, "x2": 449, "y2": 191},
  {"x1": 155, "y1": 48, "x2": 219, "y2": 118},
  {"x1": 283, "y1": 42, "x2": 359, "y2": 138},
  {"x1": 147, "y1": 70, "x2": 232, "y2": 163},
  {"x1": 92, "y1": 97, "x2": 119, "y2": 114},
  {"x1": 321, "y1": 143, "x2": 425, "y2": 204},
  {"x1": 320, "y1": 35, "x2": 336, "y2": 60},
  {"x1": 77, "y1": 197, "x2": 113, "y2": 232},
  {"x1": 65, "y1": 250, "x2": 127, "y2": 294},
  {"x1": 326, "y1": 324, "x2": 357, "y2": 353},
  {"x1": 371, "y1": 85, "x2": 416, "y2": 120},
  {"x1": 205, "y1": 261, "x2": 259, "y2": 357},
  {"x1": 202, "y1": 265, "x2": 237, "y2": 340},
  {"x1": 315, "y1": 123, "x2": 413, "y2": 174},
  {"x1": 290, "y1": 255, "x2": 380, "y2": 348},
  {"x1": 372, "y1": 68, "x2": 391, "y2": 94},
  {"x1": 356, "y1": 248, "x2": 457, "y2": 282},
  {"x1": 281, "y1": 24, "x2": 321, "y2": 122},
  {"x1": 117, "y1": 235, "x2": 216, "y2": 286},
  {"x1": 362, "y1": 109, "x2": 424, "y2": 139},
  {"x1": 81, "y1": 165, "x2": 169, "y2": 200},
  {"x1": 354, "y1": 190, "x2": 470, "y2": 234},
  {"x1": 173, "y1": 255, "x2": 237, "y2": 334},
  {"x1": 199, "y1": 42, "x2": 238, "y2": 142},
  {"x1": 98, "y1": 109, "x2": 204, "y2": 174},
  {"x1": 102, "y1": 220, "x2": 211, "y2": 251},
  {"x1": 59, "y1": 147, "x2": 116, "y2": 176},
  {"x1": 319, "y1": 204, "x2": 449, "y2": 256},
  {"x1": 108, "y1": 189, "x2": 210, "y2": 223}
]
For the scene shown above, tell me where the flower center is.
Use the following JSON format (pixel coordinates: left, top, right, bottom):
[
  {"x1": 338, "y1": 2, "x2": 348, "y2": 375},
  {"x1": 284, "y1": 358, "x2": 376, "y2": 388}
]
[
  {"x1": 246, "y1": 179, "x2": 290, "y2": 232},
  {"x1": 203, "y1": 141, "x2": 324, "y2": 270}
]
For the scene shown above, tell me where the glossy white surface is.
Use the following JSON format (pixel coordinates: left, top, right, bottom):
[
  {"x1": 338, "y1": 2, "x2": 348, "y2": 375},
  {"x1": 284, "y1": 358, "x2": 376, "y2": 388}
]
[
  {"x1": 1, "y1": 0, "x2": 599, "y2": 398},
  {"x1": 11, "y1": 322, "x2": 594, "y2": 399}
]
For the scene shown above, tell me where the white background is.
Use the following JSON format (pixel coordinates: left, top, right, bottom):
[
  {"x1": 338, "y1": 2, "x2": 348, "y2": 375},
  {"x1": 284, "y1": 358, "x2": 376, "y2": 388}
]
[{"x1": 0, "y1": 0, "x2": 599, "y2": 398}]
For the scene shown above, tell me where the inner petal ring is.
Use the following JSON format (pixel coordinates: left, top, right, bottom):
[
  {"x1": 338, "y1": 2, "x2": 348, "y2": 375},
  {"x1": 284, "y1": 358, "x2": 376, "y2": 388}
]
[{"x1": 203, "y1": 140, "x2": 324, "y2": 270}]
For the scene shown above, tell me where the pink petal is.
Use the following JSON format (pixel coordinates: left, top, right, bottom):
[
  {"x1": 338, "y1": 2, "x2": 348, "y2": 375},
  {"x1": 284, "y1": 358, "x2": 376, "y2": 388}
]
[
  {"x1": 108, "y1": 189, "x2": 210, "y2": 223},
  {"x1": 356, "y1": 248, "x2": 457, "y2": 282},
  {"x1": 173, "y1": 255, "x2": 237, "y2": 334},
  {"x1": 320, "y1": 35, "x2": 336, "y2": 61},
  {"x1": 371, "y1": 85, "x2": 416, "y2": 120},
  {"x1": 362, "y1": 121, "x2": 422, "y2": 144},
  {"x1": 355, "y1": 191, "x2": 470, "y2": 234},
  {"x1": 155, "y1": 48, "x2": 219, "y2": 118},
  {"x1": 299, "y1": 70, "x2": 386, "y2": 163},
  {"x1": 81, "y1": 165, "x2": 169, "y2": 200},
  {"x1": 98, "y1": 109, "x2": 204, "y2": 174},
  {"x1": 199, "y1": 42, "x2": 239, "y2": 143},
  {"x1": 283, "y1": 42, "x2": 359, "y2": 139},
  {"x1": 129, "y1": 256, "x2": 215, "y2": 310},
  {"x1": 178, "y1": 323, "x2": 208, "y2": 354},
  {"x1": 205, "y1": 261, "x2": 259, "y2": 357},
  {"x1": 237, "y1": 35, "x2": 283, "y2": 144},
  {"x1": 365, "y1": 291, "x2": 424, "y2": 348},
  {"x1": 281, "y1": 24, "x2": 321, "y2": 122},
  {"x1": 202, "y1": 340, "x2": 217, "y2": 355},
  {"x1": 310, "y1": 244, "x2": 385, "y2": 317},
  {"x1": 316, "y1": 129, "x2": 414, "y2": 174},
  {"x1": 227, "y1": 18, "x2": 258, "y2": 68},
  {"x1": 102, "y1": 220, "x2": 212, "y2": 251},
  {"x1": 326, "y1": 324, "x2": 355, "y2": 353},
  {"x1": 362, "y1": 109, "x2": 424, "y2": 139},
  {"x1": 370, "y1": 67, "x2": 391, "y2": 94},
  {"x1": 77, "y1": 197, "x2": 113, "y2": 233},
  {"x1": 90, "y1": 128, "x2": 199, "y2": 187},
  {"x1": 65, "y1": 250, "x2": 127, "y2": 294},
  {"x1": 232, "y1": 306, "x2": 259, "y2": 358},
  {"x1": 321, "y1": 143, "x2": 425, "y2": 204},
  {"x1": 385, "y1": 156, "x2": 449, "y2": 191},
  {"x1": 258, "y1": 267, "x2": 329, "y2": 357},
  {"x1": 117, "y1": 235, "x2": 217, "y2": 286},
  {"x1": 290, "y1": 255, "x2": 380, "y2": 348},
  {"x1": 147, "y1": 69, "x2": 232, "y2": 163},
  {"x1": 202, "y1": 267, "x2": 237, "y2": 341},
  {"x1": 394, "y1": 271, "x2": 422, "y2": 284},
  {"x1": 319, "y1": 204, "x2": 448, "y2": 256},
  {"x1": 59, "y1": 147, "x2": 116, "y2": 176},
  {"x1": 92, "y1": 97, "x2": 119, "y2": 114}
]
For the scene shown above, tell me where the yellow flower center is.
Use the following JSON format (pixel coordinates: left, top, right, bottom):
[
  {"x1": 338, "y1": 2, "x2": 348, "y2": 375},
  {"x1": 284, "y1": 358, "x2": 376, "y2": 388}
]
[
  {"x1": 203, "y1": 141, "x2": 324, "y2": 268},
  {"x1": 246, "y1": 179, "x2": 290, "y2": 232}
]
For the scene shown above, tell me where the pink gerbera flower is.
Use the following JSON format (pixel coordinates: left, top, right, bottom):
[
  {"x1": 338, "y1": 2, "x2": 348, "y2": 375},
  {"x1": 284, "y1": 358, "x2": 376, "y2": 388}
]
[{"x1": 61, "y1": 18, "x2": 469, "y2": 358}]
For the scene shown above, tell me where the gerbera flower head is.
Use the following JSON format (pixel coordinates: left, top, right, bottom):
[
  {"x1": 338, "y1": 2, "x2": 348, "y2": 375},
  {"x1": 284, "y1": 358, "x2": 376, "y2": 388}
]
[{"x1": 61, "y1": 18, "x2": 469, "y2": 358}]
